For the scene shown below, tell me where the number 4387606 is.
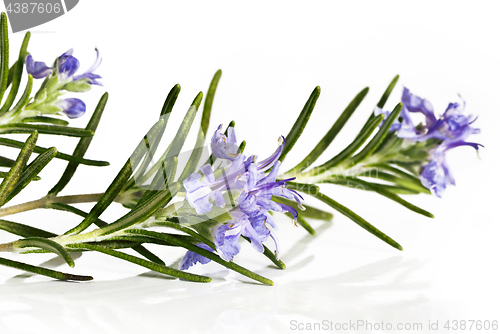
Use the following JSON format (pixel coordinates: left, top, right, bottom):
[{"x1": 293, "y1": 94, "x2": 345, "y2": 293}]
[
  {"x1": 6, "y1": 2, "x2": 61, "y2": 14},
  {"x1": 444, "y1": 320, "x2": 498, "y2": 331}
]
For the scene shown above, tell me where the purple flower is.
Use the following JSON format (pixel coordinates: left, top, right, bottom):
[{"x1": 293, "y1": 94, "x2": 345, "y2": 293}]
[
  {"x1": 180, "y1": 127, "x2": 303, "y2": 269},
  {"x1": 25, "y1": 54, "x2": 52, "y2": 79},
  {"x1": 55, "y1": 98, "x2": 86, "y2": 119},
  {"x1": 379, "y1": 87, "x2": 482, "y2": 196},
  {"x1": 184, "y1": 164, "x2": 226, "y2": 214},
  {"x1": 73, "y1": 48, "x2": 102, "y2": 85},
  {"x1": 57, "y1": 49, "x2": 80, "y2": 78},
  {"x1": 179, "y1": 243, "x2": 214, "y2": 270},
  {"x1": 25, "y1": 48, "x2": 102, "y2": 85},
  {"x1": 211, "y1": 124, "x2": 239, "y2": 161}
]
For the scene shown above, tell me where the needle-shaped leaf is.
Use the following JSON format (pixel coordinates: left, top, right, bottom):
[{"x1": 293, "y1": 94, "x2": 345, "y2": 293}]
[
  {"x1": 241, "y1": 235, "x2": 286, "y2": 269},
  {"x1": 49, "y1": 202, "x2": 165, "y2": 265},
  {"x1": 0, "y1": 123, "x2": 94, "y2": 137},
  {"x1": 165, "y1": 92, "x2": 203, "y2": 159},
  {"x1": 369, "y1": 171, "x2": 430, "y2": 194},
  {"x1": 287, "y1": 87, "x2": 369, "y2": 174},
  {"x1": 0, "y1": 12, "x2": 9, "y2": 104},
  {"x1": 359, "y1": 75, "x2": 400, "y2": 133},
  {"x1": 201, "y1": 70, "x2": 222, "y2": 137},
  {"x1": 49, "y1": 93, "x2": 109, "y2": 196},
  {"x1": 66, "y1": 243, "x2": 211, "y2": 283},
  {"x1": 98, "y1": 182, "x2": 180, "y2": 236},
  {"x1": 0, "y1": 219, "x2": 57, "y2": 238},
  {"x1": 271, "y1": 196, "x2": 333, "y2": 221},
  {"x1": 133, "y1": 156, "x2": 177, "y2": 208},
  {"x1": 350, "y1": 103, "x2": 402, "y2": 165},
  {"x1": 126, "y1": 229, "x2": 274, "y2": 285},
  {"x1": 0, "y1": 137, "x2": 109, "y2": 166},
  {"x1": 65, "y1": 119, "x2": 166, "y2": 235},
  {"x1": 0, "y1": 256, "x2": 92, "y2": 281},
  {"x1": 299, "y1": 114, "x2": 385, "y2": 178},
  {"x1": 0, "y1": 32, "x2": 29, "y2": 114},
  {"x1": 135, "y1": 92, "x2": 203, "y2": 203},
  {"x1": 20, "y1": 116, "x2": 70, "y2": 126},
  {"x1": 5, "y1": 74, "x2": 33, "y2": 120},
  {"x1": 178, "y1": 70, "x2": 222, "y2": 182},
  {"x1": 296, "y1": 216, "x2": 315, "y2": 235},
  {"x1": 309, "y1": 191, "x2": 402, "y2": 250},
  {"x1": 0, "y1": 131, "x2": 37, "y2": 207},
  {"x1": 0, "y1": 155, "x2": 14, "y2": 168},
  {"x1": 132, "y1": 86, "x2": 178, "y2": 185},
  {"x1": 160, "y1": 83, "x2": 180, "y2": 116},
  {"x1": 377, "y1": 75, "x2": 399, "y2": 109},
  {"x1": 178, "y1": 130, "x2": 204, "y2": 181},
  {"x1": 14, "y1": 237, "x2": 75, "y2": 267},
  {"x1": 322, "y1": 177, "x2": 433, "y2": 218},
  {"x1": 279, "y1": 86, "x2": 320, "y2": 163},
  {"x1": 5, "y1": 147, "x2": 57, "y2": 204},
  {"x1": 0, "y1": 171, "x2": 39, "y2": 180}
]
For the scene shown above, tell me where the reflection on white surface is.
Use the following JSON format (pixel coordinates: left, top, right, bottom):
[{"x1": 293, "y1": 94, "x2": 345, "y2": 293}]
[{"x1": 2, "y1": 217, "x2": 493, "y2": 334}]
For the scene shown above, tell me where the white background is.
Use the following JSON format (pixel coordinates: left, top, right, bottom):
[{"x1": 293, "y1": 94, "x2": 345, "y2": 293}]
[{"x1": 0, "y1": 1, "x2": 499, "y2": 333}]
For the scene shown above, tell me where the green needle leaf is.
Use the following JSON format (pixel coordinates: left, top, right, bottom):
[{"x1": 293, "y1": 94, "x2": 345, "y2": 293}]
[
  {"x1": 0, "y1": 131, "x2": 37, "y2": 207},
  {"x1": 5, "y1": 74, "x2": 32, "y2": 117},
  {"x1": 296, "y1": 216, "x2": 316, "y2": 235},
  {"x1": 0, "y1": 137, "x2": 109, "y2": 166},
  {"x1": 272, "y1": 196, "x2": 333, "y2": 221},
  {"x1": 160, "y1": 84, "x2": 180, "y2": 116},
  {"x1": 0, "y1": 256, "x2": 92, "y2": 281},
  {"x1": 64, "y1": 119, "x2": 166, "y2": 235},
  {"x1": 0, "y1": 12, "x2": 9, "y2": 104},
  {"x1": 377, "y1": 75, "x2": 399, "y2": 109},
  {"x1": 359, "y1": 75, "x2": 400, "y2": 133},
  {"x1": 131, "y1": 86, "x2": 178, "y2": 186},
  {"x1": 242, "y1": 236, "x2": 286, "y2": 269},
  {"x1": 287, "y1": 87, "x2": 369, "y2": 174},
  {"x1": 0, "y1": 31, "x2": 29, "y2": 114},
  {"x1": 126, "y1": 229, "x2": 274, "y2": 285},
  {"x1": 201, "y1": 70, "x2": 222, "y2": 137},
  {"x1": 0, "y1": 155, "x2": 15, "y2": 168},
  {"x1": 350, "y1": 103, "x2": 402, "y2": 165},
  {"x1": 306, "y1": 114, "x2": 385, "y2": 176},
  {"x1": 310, "y1": 191, "x2": 402, "y2": 250},
  {"x1": 66, "y1": 243, "x2": 211, "y2": 283},
  {"x1": 0, "y1": 219, "x2": 57, "y2": 238},
  {"x1": 14, "y1": 237, "x2": 75, "y2": 267},
  {"x1": 49, "y1": 92, "x2": 109, "y2": 196},
  {"x1": 323, "y1": 177, "x2": 433, "y2": 218},
  {"x1": 5, "y1": 147, "x2": 57, "y2": 204},
  {"x1": 135, "y1": 92, "x2": 203, "y2": 204},
  {"x1": 98, "y1": 182, "x2": 180, "y2": 236},
  {"x1": 20, "y1": 116, "x2": 70, "y2": 126},
  {"x1": 279, "y1": 86, "x2": 320, "y2": 163},
  {"x1": 49, "y1": 202, "x2": 165, "y2": 265},
  {"x1": 0, "y1": 123, "x2": 94, "y2": 137}
]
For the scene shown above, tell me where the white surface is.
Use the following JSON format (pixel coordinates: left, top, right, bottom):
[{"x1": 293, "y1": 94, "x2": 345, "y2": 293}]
[{"x1": 1, "y1": 1, "x2": 499, "y2": 333}]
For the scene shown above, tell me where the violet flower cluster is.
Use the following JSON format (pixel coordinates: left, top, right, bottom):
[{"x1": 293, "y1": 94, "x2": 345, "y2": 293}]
[
  {"x1": 179, "y1": 125, "x2": 304, "y2": 270},
  {"x1": 375, "y1": 88, "x2": 482, "y2": 197},
  {"x1": 22, "y1": 48, "x2": 102, "y2": 119}
]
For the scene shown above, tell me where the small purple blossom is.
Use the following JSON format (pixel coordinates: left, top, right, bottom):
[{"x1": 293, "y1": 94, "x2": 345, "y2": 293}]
[
  {"x1": 25, "y1": 54, "x2": 52, "y2": 79},
  {"x1": 55, "y1": 98, "x2": 86, "y2": 119},
  {"x1": 211, "y1": 124, "x2": 239, "y2": 161},
  {"x1": 378, "y1": 87, "x2": 482, "y2": 197},
  {"x1": 179, "y1": 243, "x2": 214, "y2": 270},
  {"x1": 180, "y1": 127, "x2": 302, "y2": 270},
  {"x1": 57, "y1": 49, "x2": 80, "y2": 78},
  {"x1": 25, "y1": 48, "x2": 102, "y2": 85}
]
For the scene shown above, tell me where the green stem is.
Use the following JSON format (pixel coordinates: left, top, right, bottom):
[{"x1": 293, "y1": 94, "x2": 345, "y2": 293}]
[{"x1": 0, "y1": 193, "x2": 108, "y2": 218}]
